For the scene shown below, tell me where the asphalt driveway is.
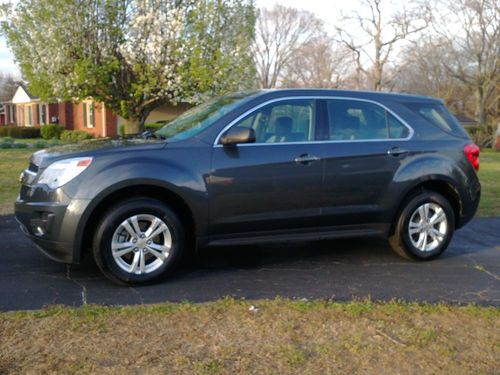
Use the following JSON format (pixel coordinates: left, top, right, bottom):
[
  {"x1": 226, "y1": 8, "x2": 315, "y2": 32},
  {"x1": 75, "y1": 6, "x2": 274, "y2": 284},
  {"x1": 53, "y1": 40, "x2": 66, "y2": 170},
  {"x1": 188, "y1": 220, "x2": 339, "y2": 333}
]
[{"x1": 1, "y1": 215, "x2": 499, "y2": 311}]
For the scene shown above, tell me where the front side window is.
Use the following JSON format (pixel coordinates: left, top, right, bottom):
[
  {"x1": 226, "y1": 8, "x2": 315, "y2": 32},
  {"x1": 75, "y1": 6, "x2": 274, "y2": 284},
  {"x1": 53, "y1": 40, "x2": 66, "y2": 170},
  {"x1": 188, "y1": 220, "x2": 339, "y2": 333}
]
[
  {"x1": 326, "y1": 99, "x2": 409, "y2": 140},
  {"x1": 156, "y1": 91, "x2": 260, "y2": 142},
  {"x1": 230, "y1": 99, "x2": 316, "y2": 144}
]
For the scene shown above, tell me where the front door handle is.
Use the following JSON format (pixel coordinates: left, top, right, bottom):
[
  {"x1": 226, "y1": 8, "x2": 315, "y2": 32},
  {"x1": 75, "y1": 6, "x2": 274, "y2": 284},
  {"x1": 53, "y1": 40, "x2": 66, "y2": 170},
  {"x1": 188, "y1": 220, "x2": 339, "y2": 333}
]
[
  {"x1": 387, "y1": 147, "x2": 409, "y2": 157},
  {"x1": 294, "y1": 154, "x2": 321, "y2": 165}
]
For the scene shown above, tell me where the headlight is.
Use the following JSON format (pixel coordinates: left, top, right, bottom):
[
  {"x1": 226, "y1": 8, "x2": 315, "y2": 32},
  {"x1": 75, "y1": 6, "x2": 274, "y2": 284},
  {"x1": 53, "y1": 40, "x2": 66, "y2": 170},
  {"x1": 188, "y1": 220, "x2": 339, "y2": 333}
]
[{"x1": 37, "y1": 157, "x2": 93, "y2": 189}]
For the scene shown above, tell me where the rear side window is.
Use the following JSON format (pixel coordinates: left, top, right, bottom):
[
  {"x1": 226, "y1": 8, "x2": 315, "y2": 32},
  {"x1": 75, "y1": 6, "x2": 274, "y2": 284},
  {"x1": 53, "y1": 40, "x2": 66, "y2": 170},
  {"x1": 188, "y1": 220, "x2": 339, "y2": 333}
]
[
  {"x1": 325, "y1": 99, "x2": 410, "y2": 140},
  {"x1": 402, "y1": 102, "x2": 468, "y2": 137}
]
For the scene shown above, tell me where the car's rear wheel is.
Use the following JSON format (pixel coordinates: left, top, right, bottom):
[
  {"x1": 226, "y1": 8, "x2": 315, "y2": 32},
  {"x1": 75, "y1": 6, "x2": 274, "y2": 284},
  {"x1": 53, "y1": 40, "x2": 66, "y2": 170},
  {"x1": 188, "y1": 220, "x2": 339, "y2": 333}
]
[
  {"x1": 93, "y1": 198, "x2": 184, "y2": 285},
  {"x1": 389, "y1": 191, "x2": 455, "y2": 260}
]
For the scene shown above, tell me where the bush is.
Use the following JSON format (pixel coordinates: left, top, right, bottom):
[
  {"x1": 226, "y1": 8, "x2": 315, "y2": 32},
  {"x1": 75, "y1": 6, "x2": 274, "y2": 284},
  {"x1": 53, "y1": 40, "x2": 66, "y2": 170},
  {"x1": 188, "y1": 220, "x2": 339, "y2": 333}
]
[
  {"x1": 1, "y1": 137, "x2": 15, "y2": 144},
  {"x1": 465, "y1": 124, "x2": 495, "y2": 148},
  {"x1": 118, "y1": 124, "x2": 126, "y2": 138},
  {"x1": 0, "y1": 142, "x2": 12, "y2": 149},
  {"x1": 33, "y1": 140, "x2": 49, "y2": 149},
  {"x1": 11, "y1": 142, "x2": 29, "y2": 148},
  {"x1": 60, "y1": 130, "x2": 93, "y2": 143},
  {"x1": 0, "y1": 126, "x2": 41, "y2": 138},
  {"x1": 40, "y1": 124, "x2": 65, "y2": 140}
]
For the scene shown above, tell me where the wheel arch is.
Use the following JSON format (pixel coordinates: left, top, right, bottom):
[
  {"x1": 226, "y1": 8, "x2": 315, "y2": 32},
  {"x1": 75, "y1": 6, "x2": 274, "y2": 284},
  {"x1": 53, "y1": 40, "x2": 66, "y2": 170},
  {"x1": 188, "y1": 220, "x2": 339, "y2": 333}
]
[
  {"x1": 76, "y1": 183, "x2": 196, "y2": 262},
  {"x1": 390, "y1": 178, "x2": 463, "y2": 235}
]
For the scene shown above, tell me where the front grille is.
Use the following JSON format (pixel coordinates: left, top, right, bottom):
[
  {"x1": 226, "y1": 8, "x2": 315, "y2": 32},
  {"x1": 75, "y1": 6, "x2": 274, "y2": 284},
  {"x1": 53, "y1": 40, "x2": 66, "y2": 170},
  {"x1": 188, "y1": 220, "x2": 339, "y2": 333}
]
[{"x1": 28, "y1": 162, "x2": 39, "y2": 173}]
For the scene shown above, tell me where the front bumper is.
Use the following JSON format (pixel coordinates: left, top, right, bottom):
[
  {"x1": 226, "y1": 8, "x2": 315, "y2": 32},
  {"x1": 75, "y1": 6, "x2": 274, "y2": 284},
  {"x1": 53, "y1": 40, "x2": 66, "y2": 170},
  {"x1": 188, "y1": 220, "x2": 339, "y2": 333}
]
[
  {"x1": 15, "y1": 199, "x2": 74, "y2": 263},
  {"x1": 15, "y1": 195, "x2": 91, "y2": 264}
]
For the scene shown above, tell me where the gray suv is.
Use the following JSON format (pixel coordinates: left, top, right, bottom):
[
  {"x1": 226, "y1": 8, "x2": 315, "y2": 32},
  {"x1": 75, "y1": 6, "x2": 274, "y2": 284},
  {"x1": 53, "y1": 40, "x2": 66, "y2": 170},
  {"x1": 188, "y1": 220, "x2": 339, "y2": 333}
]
[{"x1": 15, "y1": 89, "x2": 481, "y2": 284}]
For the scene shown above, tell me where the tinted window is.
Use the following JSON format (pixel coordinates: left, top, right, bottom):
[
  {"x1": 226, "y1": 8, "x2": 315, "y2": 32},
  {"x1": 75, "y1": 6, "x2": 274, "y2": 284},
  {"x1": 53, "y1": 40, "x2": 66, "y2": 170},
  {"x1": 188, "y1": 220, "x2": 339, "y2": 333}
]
[
  {"x1": 402, "y1": 102, "x2": 468, "y2": 137},
  {"x1": 156, "y1": 91, "x2": 259, "y2": 141},
  {"x1": 326, "y1": 99, "x2": 409, "y2": 140},
  {"x1": 232, "y1": 99, "x2": 315, "y2": 143}
]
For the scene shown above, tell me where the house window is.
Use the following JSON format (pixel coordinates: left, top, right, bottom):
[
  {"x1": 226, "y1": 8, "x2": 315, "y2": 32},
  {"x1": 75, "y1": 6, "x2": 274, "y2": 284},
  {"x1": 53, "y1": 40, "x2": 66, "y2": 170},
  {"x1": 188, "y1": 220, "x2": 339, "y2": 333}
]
[
  {"x1": 38, "y1": 104, "x2": 47, "y2": 124},
  {"x1": 9, "y1": 105, "x2": 14, "y2": 124},
  {"x1": 83, "y1": 102, "x2": 95, "y2": 128},
  {"x1": 26, "y1": 106, "x2": 32, "y2": 126}
]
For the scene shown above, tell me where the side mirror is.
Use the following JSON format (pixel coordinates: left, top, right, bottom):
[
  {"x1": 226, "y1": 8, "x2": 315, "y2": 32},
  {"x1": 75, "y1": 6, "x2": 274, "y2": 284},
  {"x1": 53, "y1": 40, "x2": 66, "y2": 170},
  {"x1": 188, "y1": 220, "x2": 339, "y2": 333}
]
[{"x1": 220, "y1": 127, "x2": 256, "y2": 146}]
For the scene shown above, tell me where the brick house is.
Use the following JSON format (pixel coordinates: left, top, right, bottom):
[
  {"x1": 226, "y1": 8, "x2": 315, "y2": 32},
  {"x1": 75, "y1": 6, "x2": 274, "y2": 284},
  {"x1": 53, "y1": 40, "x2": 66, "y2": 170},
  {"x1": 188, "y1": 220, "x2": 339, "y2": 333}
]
[{"x1": 1, "y1": 84, "x2": 118, "y2": 137}]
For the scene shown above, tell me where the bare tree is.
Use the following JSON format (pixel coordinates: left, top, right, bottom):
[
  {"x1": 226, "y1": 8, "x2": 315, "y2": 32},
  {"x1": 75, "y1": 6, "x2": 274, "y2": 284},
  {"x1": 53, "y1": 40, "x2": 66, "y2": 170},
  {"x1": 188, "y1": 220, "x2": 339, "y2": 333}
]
[
  {"x1": 253, "y1": 5, "x2": 323, "y2": 88},
  {"x1": 0, "y1": 71, "x2": 18, "y2": 102},
  {"x1": 432, "y1": 0, "x2": 499, "y2": 125},
  {"x1": 394, "y1": 38, "x2": 474, "y2": 114},
  {"x1": 336, "y1": 0, "x2": 429, "y2": 91},
  {"x1": 280, "y1": 35, "x2": 352, "y2": 88}
]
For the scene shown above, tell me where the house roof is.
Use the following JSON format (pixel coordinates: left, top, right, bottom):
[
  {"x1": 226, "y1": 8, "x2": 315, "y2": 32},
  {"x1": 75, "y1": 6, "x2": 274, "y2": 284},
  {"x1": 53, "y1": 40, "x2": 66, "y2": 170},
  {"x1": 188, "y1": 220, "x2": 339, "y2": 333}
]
[{"x1": 11, "y1": 83, "x2": 40, "y2": 104}]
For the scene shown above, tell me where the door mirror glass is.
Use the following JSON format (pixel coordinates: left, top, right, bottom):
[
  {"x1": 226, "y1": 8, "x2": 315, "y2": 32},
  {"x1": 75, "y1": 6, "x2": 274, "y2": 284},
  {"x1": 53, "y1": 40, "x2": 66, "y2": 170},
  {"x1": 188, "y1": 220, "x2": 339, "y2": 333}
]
[{"x1": 220, "y1": 126, "x2": 256, "y2": 145}]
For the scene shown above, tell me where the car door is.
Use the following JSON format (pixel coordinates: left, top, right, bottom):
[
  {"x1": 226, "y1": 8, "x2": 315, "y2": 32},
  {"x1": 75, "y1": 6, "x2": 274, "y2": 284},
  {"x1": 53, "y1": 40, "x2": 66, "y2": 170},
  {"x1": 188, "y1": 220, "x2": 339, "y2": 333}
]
[
  {"x1": 208, "y1": 98, "x2": 324, "y2": 236},
  {"x1": 318, "y1": 98, "x2": 413, "y2": 227}
]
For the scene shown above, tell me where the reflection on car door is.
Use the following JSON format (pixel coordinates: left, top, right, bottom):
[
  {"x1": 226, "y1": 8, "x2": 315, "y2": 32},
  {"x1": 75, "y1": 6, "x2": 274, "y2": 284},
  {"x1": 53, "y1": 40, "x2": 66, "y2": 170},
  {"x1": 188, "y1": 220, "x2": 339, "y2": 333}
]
[
  {"x1": 208, "y1": 99, "x2": 324, "y2": 236},
  {"x1": 319, "y1": 98, "x2": 412, "y2": 227}
]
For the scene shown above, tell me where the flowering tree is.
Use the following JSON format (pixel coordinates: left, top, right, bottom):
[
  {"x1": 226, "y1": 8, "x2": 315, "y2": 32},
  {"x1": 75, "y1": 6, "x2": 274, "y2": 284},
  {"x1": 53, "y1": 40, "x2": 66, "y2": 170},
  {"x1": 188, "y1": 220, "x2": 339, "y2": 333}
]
[{"x1": 1, "y1": 0, "x2": 256, "y2": 133}]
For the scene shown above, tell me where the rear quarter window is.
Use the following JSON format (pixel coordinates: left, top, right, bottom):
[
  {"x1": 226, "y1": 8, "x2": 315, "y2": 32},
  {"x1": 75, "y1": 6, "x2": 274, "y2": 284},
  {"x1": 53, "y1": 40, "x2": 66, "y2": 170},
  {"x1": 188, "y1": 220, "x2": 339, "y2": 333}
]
[{"x1": 402, "y1": 102, "x2": 469, "y2": 138}]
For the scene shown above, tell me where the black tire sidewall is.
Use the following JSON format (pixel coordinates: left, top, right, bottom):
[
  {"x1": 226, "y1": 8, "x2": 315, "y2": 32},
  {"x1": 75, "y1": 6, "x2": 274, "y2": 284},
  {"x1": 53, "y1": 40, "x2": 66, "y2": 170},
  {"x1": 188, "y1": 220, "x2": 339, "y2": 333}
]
[
  {"x1": 93, "y1": 198, "x2": 184, "y2": 284},
  {"x1": 398, "y1": 192, "x2": 455, "y2": 260}
]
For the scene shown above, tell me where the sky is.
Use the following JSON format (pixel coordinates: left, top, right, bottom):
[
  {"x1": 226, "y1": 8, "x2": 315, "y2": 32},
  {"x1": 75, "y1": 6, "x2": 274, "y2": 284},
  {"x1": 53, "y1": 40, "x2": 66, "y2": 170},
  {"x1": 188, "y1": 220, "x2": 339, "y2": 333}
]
[{"x1": 0, "y1": 0, "x2": 411, "y2": 77}]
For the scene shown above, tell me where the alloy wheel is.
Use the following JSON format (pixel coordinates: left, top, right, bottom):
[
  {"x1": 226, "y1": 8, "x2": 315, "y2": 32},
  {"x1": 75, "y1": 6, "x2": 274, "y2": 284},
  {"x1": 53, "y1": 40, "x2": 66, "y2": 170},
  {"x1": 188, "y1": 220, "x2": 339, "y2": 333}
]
[
  {"x1": 408, "y1": 202, "x2": 448, "y2": 252},
  {"x1": 111, "y1": 214, "x2": 172, "y2": 275}
]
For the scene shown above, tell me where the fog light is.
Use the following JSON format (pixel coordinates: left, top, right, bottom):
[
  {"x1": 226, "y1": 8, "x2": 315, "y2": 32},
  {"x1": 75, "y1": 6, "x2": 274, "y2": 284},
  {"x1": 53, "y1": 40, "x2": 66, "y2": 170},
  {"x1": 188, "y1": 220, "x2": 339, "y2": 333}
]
[{"x1": 34, "y1": 226, "x2": 45, "y2": 237}]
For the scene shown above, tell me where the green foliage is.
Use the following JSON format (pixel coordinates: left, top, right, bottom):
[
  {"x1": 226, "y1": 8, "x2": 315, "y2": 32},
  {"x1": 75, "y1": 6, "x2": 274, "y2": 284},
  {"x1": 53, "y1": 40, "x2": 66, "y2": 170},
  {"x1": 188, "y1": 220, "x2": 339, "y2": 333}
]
[
  {"x1": 60, "y1": 130, "x2": 93, "y2": 143},
  {"x1": 0, "y1": 126, "x2": 41, "y2": 138},
  {"x1": 40, "y1": 124, "x2": 65, "y2": 140},
  {"x1": 143, "y1": 123, "x2": 166, "y2": 132},
  {"x1": 0, "y1": 137, "x2": 29, "y2": 148},
  {"x1": 1, "y1": 0, "x2": 257, "y2": 133},
  {"x1": 33, "y1": 139, "x2": 49, "y2": 149},
  {"x1": 0, "y1": 136, "x2": 15, "y2": 144},
  {"x1": 118, "y1": 124, "x2": 126, "y2": 138}
]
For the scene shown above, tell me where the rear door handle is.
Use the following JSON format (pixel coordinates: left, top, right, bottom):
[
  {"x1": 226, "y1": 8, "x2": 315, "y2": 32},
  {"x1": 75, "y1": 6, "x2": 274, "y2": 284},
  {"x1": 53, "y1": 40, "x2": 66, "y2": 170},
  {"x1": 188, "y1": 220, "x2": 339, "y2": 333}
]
[
  {"x1": 387, "y1": 147, "x2": 409, "y2": 157},
  {"x1": 294, "y1": 154, "x2": 321, "y2": 165}
]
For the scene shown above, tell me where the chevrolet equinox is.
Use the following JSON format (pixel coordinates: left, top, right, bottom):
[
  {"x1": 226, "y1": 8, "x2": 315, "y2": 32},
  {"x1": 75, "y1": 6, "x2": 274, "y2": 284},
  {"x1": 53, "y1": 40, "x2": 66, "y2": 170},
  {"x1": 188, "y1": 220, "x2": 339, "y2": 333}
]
[{"x1": 15, "y1": 89, "x2": 481, "y2": 284}]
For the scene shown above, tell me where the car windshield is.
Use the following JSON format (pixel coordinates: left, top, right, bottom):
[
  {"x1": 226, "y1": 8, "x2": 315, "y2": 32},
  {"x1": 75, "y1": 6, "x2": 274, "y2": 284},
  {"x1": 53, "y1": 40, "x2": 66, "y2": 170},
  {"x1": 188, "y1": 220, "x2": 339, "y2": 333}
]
[{"x1": 156, "y1": 91, "x2": 260, "y2": 142}]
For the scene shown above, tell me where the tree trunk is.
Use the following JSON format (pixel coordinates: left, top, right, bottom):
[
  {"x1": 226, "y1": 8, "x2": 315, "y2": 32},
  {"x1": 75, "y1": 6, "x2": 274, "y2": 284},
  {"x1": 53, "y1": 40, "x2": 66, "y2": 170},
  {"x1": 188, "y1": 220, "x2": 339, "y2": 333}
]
[
  {"x1": 476, "y1": 86, "x2": 486, "y2": 125},
  {"x1": 123, "y1": 118, "x2": 141, "y2": 135}
]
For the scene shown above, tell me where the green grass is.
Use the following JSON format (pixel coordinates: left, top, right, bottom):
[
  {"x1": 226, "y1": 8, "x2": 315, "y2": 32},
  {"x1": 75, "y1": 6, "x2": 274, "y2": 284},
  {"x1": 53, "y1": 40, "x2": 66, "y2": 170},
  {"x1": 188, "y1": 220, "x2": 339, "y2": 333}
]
[
  {"x1": 0, "y1": 149, "x2": 33, "y2": 215},
  {"x1": 477, "y1": 149, "x2": 500, "y2": 216},
  {"x1": 1, "y1": 299, "x2": 498, "y2": 374}
]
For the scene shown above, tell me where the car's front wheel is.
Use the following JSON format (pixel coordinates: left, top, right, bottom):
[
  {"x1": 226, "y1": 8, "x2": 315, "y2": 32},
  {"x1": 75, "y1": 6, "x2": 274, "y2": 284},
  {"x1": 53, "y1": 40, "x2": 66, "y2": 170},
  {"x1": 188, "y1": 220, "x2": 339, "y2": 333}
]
[
  {"x1": 389, "y1": 191, "x2": 455, "y2": 260},
  {"x1": 93, "y1": 198, "x2": 184, "y2": 284}
]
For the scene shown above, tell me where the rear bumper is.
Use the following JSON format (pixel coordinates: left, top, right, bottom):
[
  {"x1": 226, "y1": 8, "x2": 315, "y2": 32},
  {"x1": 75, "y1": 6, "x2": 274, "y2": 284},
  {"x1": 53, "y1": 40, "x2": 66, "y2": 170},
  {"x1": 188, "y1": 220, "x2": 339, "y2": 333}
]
[{"x1": 457, "y1": 178, "x2": 481, "y2": 228}]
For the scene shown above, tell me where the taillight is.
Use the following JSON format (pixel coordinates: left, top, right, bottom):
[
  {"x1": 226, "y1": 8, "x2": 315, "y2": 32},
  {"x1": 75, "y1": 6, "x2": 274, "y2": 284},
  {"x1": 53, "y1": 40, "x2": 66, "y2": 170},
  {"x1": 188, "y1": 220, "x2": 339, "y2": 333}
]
[{"x1": 464, "y1": 144, "x2": 480, "y2": 172}]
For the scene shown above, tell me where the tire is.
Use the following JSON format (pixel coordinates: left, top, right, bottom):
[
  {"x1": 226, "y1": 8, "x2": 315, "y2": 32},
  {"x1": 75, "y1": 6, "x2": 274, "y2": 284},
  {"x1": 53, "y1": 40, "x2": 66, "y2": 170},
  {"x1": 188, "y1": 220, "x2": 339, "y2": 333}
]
[
  {"x1": 93, "y1": 197, "x2": 185, "y2": 285},
  {"x1": 389, "y1": 191, "x2": 455, "y2": 261}
]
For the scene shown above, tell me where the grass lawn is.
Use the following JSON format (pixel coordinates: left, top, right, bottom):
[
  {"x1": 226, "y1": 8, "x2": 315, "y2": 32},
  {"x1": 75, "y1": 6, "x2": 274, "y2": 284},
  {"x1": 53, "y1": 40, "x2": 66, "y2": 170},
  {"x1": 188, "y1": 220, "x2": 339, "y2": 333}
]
[
  {"x1": 1, "y1": 299, "x2": 498, "y2": 374},
  {"x1": 477, "y1": 149, "x2": 500, "y2": 216},
  {"x1": 0, "y1": 148, "x2": 498, "y2": 374},
  {"x1": 0, "y1": 149, "x2": 33, "y2": 215}
]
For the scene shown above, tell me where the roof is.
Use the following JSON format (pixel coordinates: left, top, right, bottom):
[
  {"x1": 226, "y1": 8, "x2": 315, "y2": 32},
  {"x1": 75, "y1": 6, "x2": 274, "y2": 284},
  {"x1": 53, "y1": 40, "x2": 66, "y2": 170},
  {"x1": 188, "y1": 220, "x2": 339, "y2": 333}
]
[
  {"x1": 18, "y1": 83, "x2": 39, "y2": 100},
  {"x1": 253, "y1": 88, "x2": 441, "y2": 103}
]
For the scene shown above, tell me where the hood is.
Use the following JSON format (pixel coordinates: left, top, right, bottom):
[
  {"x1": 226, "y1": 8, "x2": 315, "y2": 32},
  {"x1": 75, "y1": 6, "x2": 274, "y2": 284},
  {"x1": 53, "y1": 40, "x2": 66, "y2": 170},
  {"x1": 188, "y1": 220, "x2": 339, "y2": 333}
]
[{"x1": 31, "y1": 138, "x2": 166, "y2": 169}]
